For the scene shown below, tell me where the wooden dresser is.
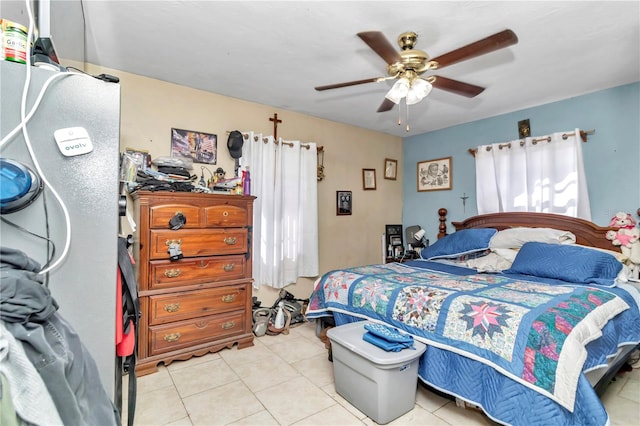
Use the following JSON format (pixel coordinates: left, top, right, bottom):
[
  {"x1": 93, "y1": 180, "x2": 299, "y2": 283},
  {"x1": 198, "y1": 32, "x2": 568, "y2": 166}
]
[{"x1": 132, "y1": 191, "x2": 255, "y2": 376}]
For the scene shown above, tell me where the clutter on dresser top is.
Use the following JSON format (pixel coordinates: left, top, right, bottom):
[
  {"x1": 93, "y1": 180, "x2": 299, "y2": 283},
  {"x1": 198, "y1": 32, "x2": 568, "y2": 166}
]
[{"x1": 121, "y1": 154, "x2": 249, "y2": 196}]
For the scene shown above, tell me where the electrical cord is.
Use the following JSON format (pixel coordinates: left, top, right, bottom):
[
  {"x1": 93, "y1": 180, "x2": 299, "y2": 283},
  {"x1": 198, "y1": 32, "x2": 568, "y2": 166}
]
[
  {"x1": 3, "y1": 0, "x2": 118, "y2": 275},
  {"x1": 1, "y1": 190, "x2": 56, "y2": 286},
  {"x1": 0, "y1": 215, "x2": 55, "y2": 280},
  {"x1": 199, "y1": 166, "x2": 214, "y2": 187},
  {"x1": 14, "y1": 0, "x2": 70, "y2": 275},
  {"x1": 0, "y1": 6, "x2": 109, "y2": 151},
  {"x1": 0, "y1": 71, "x2": 69, "y2": 149}
]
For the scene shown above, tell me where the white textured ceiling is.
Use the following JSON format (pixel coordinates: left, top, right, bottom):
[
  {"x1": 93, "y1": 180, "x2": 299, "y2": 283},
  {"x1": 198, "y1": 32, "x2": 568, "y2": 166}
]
[{"x1": 22, "y1": 1, "x2": 640, "y2": 136}]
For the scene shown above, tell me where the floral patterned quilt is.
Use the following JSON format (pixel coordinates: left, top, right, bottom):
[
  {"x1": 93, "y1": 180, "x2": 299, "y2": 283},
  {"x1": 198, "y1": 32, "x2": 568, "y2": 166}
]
[{"x1": 307, "y1": 262, "x2": 631, "y2": 412}]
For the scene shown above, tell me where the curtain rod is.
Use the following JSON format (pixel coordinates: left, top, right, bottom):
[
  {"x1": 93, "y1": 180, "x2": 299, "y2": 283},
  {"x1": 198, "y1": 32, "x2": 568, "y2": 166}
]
[
  {"x1": 467, "y1": 129, "x2": 595, "y2": 157},
  {"x1": 226, "y1": 131, "x2": 323, "y2": 151}
]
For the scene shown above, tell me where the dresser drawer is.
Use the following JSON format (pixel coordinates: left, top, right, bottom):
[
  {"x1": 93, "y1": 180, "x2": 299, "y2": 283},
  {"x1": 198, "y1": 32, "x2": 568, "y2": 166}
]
[
  {"x1": 149, "y1": 311, "x2": 246, "y2": 355},
  {"x1": 149, "y1": 229, "x2": 248, "y2": 259},
  {"x1": 149, "y1": 203, "x2": 202, "y2": 229},
  {"x1": 149, "y1": 255, "x2": 247, "y2": 289},
  {"x1": 204, "y1": 204, "x2": 249, "y2": 227},
  {"x1": 148, "y1": 285, "x2": 248, "y2": 325}
]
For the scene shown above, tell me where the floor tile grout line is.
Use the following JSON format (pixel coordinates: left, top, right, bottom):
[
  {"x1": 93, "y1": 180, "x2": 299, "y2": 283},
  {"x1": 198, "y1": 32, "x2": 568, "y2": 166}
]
[
  {"x1": 233, "y1": 330, "x2": 367, "y2": 425},
  {"x1": 220, "y1": 344, "x2": 296, "y2": 425},
  {"x1": 165, "y1": 362, "x2": 197, "y2": 425},
  {"x1": 134, "y1": 322, "x2": 638, "y2": 426}
]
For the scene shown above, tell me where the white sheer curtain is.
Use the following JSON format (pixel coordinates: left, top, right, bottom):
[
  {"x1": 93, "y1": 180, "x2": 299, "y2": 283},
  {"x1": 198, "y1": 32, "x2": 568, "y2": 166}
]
[
  {"x1": 241, "y1": 132, "x2": 319, "y2": 289},
  {"x1": 475, "y1": 128, "x2": 591, "y2": 220}
]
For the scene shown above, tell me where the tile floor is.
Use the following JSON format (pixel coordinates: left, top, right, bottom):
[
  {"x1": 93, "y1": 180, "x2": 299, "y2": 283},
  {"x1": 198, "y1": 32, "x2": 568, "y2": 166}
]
[{"x1": 124, "y1": 322, "x2": 640, "y2": 426}]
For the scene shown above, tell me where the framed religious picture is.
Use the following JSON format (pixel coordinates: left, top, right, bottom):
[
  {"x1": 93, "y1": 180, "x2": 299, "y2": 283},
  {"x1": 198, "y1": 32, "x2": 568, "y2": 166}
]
[
  {"x1": 336, "y1": 190, "x2": 352, "y2": 215},
  {"x1": 417, "y1": 157, "x2": 452, "y2": 192},
  {"x1": 384, "y1": 158, "x2": 397, "y2": 180},
  {"x1": 362, "y1": 168, "x2": 376, "y2": 190},
  {"x1": 518, "y1": 119, "x2": 531, "y2": 138}
]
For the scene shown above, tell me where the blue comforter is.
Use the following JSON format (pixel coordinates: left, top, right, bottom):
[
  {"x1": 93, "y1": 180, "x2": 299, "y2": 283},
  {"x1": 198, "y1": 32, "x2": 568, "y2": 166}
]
[{"x1": 307, "y1": 260, "x2": 640, "y2": 425}]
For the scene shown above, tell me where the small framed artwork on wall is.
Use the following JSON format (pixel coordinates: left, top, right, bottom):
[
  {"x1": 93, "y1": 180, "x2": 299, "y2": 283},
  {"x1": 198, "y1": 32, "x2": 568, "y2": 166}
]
[
  {"x1": 336, "y1": 190, "x2": 352, "y2": 215},
  {"x1": 363, "y1": 169, "x2": 376, "y2": 190},
  {"x1": 384, "y1": 158, "x2": 397, "y2": 180},
  {"x1": 417, "y1": 156, "x2": 452, "y2": 192}
]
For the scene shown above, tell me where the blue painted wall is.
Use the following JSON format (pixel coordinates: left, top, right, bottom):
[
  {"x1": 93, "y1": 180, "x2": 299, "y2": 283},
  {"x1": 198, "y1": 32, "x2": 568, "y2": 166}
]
[{"x1": 403, "y1": 82, "x2": 640, "y2": 240}]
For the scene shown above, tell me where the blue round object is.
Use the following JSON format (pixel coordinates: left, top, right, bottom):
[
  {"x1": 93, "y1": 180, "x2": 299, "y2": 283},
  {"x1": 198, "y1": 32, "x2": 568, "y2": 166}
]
[{"x1": 0, "y1": 158, "x2": 43, "y2": 214}]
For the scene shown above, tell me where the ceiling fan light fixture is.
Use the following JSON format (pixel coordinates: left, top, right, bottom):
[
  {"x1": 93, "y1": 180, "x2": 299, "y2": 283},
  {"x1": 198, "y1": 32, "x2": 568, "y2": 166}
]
[
  {"x1": 313, "y1": 29, "x2": 518, "y2": 121},
  {"x1": 385, "y1": 77, "x2": 410, "y2": 104},
  {"x1": 406, "y1": 78, "x2": 433, "y2": 105}
]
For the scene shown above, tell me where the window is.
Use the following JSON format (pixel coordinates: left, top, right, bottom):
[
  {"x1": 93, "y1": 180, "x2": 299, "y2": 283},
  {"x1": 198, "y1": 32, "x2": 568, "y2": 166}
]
[{"x1": 475, "y1": 129, "x2": 590, "y2": 219}]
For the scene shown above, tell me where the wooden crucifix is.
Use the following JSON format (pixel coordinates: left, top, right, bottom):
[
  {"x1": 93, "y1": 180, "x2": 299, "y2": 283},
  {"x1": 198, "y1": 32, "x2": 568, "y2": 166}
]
[
  {"x1": 460, "y1": 192, "x2": 469, "y2": 213},
  {"x1": 269, "y1": 113, "x2": 282, "y2": 139}
]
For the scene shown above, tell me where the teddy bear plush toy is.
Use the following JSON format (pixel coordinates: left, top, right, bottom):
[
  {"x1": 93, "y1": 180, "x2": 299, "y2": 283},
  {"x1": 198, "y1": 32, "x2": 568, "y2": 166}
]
[{"x1": 606, "y1": 211, "x2": 640, "y2": 279}]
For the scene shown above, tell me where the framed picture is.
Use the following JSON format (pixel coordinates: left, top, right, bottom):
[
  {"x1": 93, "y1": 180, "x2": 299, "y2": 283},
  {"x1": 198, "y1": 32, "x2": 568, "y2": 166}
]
[
  {"x1": 384, "y1": 158, "x2": 397, "y2": 180},
  {"x1": 336, "y1": 190, "x2": 352, "y2": 216},
  {"x1": 417, "y1": 156, "x2": 452, "y2": 192},
  {"x1": 171, "y1": 128, "x2": 217, "y2": 164},
  {"x1": 362, "y1": 168, "x2": 376, "y2": 190}
]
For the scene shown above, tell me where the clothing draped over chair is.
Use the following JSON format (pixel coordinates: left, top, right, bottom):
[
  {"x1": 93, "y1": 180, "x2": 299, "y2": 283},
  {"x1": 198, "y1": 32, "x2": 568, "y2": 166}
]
[
  {"x1": 241, "y1": 132, "x2": 319, "y2": 289},
  {"x1": 475, "y1": 128, "x2": 591, "y2": 220}
]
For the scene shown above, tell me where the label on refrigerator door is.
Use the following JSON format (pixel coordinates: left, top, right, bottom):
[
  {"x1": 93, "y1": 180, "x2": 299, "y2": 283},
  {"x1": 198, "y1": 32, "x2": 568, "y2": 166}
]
[{"x1": 54, "y1": 127, "x2": 94, "y2": 156}]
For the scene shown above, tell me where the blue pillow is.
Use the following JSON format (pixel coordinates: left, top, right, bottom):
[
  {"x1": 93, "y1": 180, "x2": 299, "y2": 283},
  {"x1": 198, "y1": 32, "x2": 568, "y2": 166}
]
[
  {"x1": 503, "y1": 242, "x2": 622, "y2": 287},
  {"x1": 421, "y1": 228, "x2": 497, "y2": 260}
]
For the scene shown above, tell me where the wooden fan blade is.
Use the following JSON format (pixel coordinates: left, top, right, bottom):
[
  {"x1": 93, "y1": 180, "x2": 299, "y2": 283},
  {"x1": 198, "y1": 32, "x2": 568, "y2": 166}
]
[
  {"x1": 315, "y1": 77, "x2": 383, "y2": 91},
  {"x1": 430, "y1": 29, "x2": 518, "y2": 69},
  {"x1": 377, "y1": 98, "x2": 396, "y2": 113},
  {"x1": 431, "y1": 76, "x2": 485, "y2": 98},
  {"x1": 357, "y1": 31, "x2": 402, "y2": 65}
]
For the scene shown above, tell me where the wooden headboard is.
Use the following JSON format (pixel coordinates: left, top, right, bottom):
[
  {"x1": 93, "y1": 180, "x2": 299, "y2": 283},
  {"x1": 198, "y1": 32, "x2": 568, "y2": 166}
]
[{"x1": 438, "y1": 208, "x2": 617, "y2": 251}]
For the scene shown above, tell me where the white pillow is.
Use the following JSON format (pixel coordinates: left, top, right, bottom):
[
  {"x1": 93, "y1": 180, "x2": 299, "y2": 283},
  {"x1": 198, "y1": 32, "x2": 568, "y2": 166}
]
[
  {"x1": 467, "y1": 248, "x2": 519, "y2": 272},
  {"x1": 493, "y1": 248, "x2": 519, "y2": 262},
  {"x1": 489, "y1": 227, "x2": 576, "y2": 249}
]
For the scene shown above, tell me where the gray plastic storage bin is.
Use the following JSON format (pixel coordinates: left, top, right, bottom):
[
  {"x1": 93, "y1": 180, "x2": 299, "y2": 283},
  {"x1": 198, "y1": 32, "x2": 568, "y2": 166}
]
[{"x1": 327, "y1": 321, "x2": 427, "y2": 424}]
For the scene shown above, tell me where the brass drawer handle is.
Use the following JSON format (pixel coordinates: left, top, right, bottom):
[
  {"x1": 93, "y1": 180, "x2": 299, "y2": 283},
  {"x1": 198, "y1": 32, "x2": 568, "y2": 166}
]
[
  {"x1": 223, "y1": 263, "x2": 235, "y2": 272},
  {"x1": 223, "y1": 211, "x2": 229, "y2": 217},
  {"x1": 224, "y1": 237, "x2": 237, "y2": 245},
  {"x1": 164, "y1": 269, "x2": 182, "y2": 278},
  {"x1": 163, "y1": 303, "x2": 181, "y2": 313},
  {"x1": 222, "y1": 294, "x2": 237, "y2": 303},
  {"x1": 165, "y1": 239, "x2": 182, "y2": 246},
  {"x1": 222, "y1": 321, "x2": 235, "y2": 330},
  {"x1": 163, "y1": 332, "x2": 181, "y2": 342}
]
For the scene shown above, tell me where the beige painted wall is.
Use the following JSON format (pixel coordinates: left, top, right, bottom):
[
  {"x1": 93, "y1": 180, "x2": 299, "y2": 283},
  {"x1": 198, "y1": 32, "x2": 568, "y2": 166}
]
[{"x1": 78, "y1": 62, "x2": 403, "y2": 306}]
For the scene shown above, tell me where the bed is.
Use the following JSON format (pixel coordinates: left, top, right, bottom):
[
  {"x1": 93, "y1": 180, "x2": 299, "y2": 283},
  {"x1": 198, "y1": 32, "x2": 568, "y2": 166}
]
[{"x1": 306, "y1": 210, "x2": 640, "y2": 426}]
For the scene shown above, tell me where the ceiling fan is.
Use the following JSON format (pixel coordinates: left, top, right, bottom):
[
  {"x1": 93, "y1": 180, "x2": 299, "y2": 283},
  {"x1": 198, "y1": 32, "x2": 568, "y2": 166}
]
[{"x1": 315, "y1": 29, "x2": 518, "y2": 113}]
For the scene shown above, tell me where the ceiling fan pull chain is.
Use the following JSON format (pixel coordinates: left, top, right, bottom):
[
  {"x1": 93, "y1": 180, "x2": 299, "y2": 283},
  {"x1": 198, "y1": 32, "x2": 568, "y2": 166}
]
[
  {"x1": 397, "y1": 101, "x2": 402, "y2": 126},
  {"x1": 406, "y1": 101, "x2": 410, "y2": 132}
]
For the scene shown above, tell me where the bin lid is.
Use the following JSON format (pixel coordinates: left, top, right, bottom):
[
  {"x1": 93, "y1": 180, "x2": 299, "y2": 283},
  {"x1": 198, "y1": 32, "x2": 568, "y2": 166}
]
[{"x1": 327, "y1": 321, "x2": 426, "y2": 365}]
